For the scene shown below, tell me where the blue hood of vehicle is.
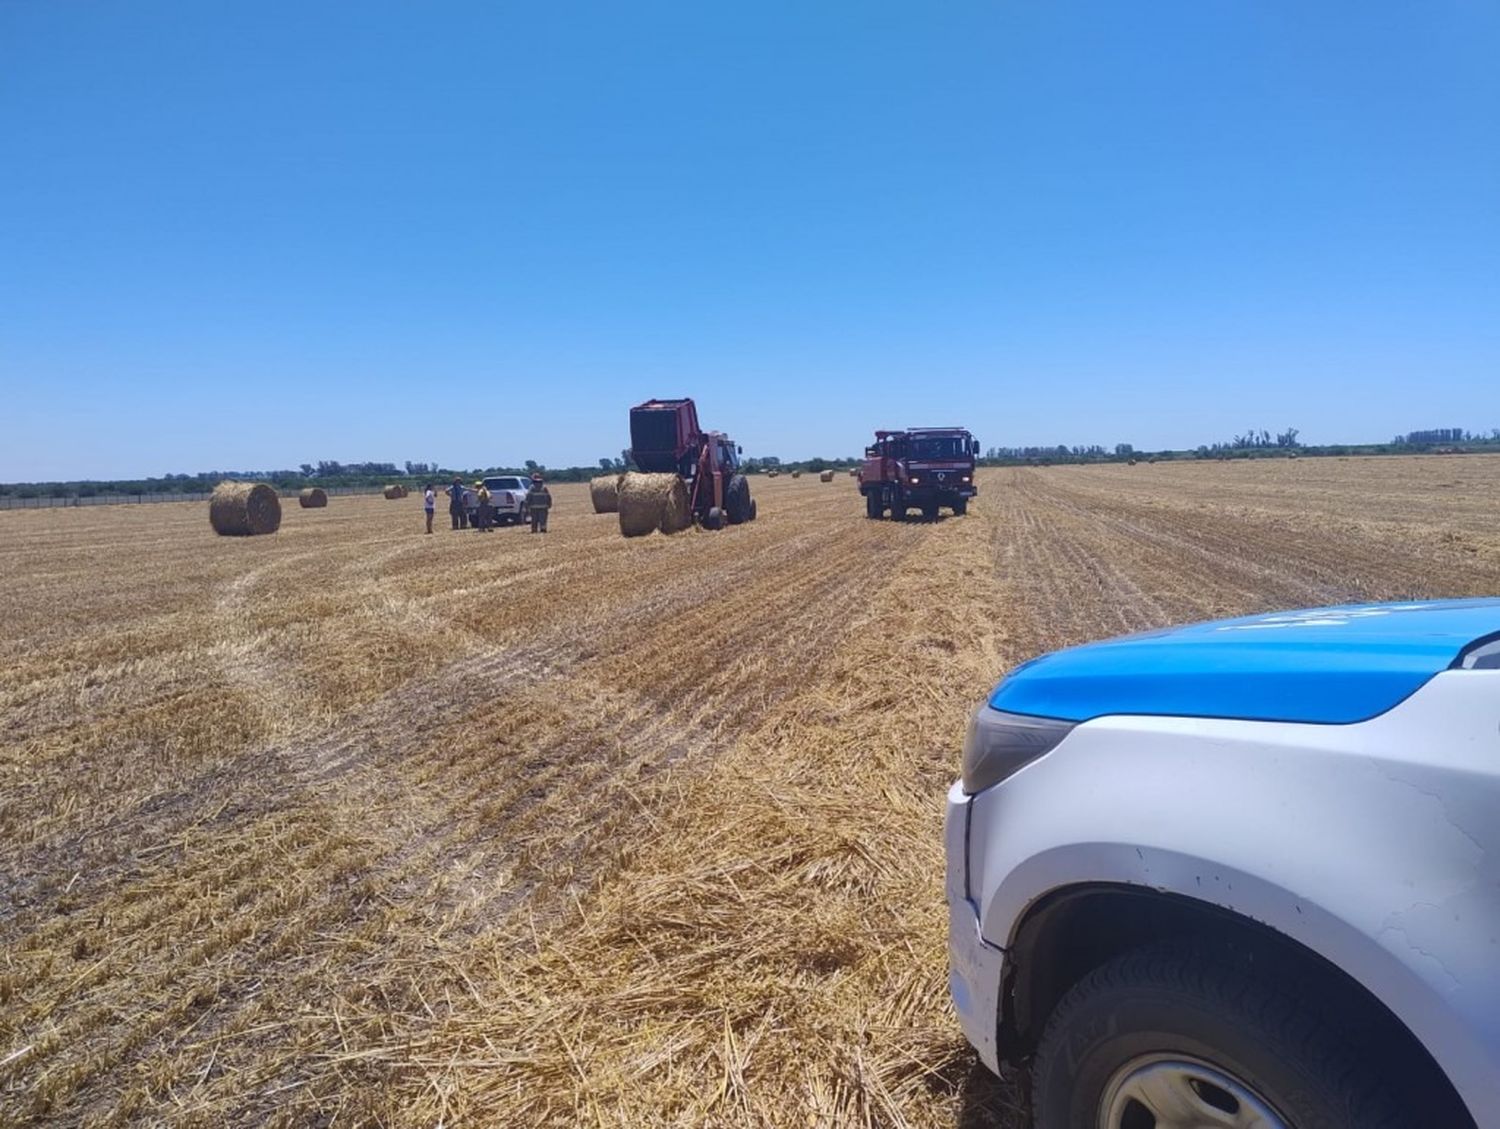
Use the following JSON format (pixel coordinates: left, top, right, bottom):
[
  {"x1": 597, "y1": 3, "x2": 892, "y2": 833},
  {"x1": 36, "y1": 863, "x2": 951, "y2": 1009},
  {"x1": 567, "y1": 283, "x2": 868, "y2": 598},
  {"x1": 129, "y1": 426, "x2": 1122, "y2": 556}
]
[{"x1": 989, "y1": 599, "x2": 1500, "y2": 725}]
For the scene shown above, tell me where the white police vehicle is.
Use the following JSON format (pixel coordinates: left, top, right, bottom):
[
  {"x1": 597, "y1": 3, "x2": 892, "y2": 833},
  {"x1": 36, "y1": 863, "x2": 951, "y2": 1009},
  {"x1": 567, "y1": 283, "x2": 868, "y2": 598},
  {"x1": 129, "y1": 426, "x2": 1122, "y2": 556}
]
[
  {"x1": 481, "y1": 475, "x2": 530, "y2": 525},
  {"x1": 948, "y1": 600, "x2": 1500, "y2": 1128}
]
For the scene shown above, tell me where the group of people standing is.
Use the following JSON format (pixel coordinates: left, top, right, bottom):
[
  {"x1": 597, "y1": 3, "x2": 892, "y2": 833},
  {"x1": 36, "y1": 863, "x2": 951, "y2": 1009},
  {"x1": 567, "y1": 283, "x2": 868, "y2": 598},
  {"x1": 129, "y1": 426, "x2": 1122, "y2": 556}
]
[{"x1": 422, "y1": 474, "x2": 552, "y2": 535}]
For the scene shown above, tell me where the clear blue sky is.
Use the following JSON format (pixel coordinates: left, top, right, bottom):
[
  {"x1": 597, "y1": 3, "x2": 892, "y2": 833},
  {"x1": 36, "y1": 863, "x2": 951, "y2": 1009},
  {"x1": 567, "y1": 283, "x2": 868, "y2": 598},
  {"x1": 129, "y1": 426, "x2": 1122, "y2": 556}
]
[{"x1": 2, "y1": 1, "x2": 1496, "y2": 480}]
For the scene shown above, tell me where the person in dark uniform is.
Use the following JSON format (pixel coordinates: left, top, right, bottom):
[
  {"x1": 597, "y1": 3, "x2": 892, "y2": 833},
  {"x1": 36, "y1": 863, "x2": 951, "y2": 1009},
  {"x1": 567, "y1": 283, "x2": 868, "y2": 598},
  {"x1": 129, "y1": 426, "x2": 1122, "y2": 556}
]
[
  {"x1": 447, "y1": 477, "x2": 466, "y2": 530},
  {"x1": 526, "y1": 473, "x2": 552, "y2": 533}
]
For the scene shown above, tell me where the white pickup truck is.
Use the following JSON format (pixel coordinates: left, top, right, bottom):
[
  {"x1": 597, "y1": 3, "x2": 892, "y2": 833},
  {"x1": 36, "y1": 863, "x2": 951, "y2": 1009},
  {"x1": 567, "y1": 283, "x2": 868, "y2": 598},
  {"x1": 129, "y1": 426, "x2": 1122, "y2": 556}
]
[{"x1": 481, "y1": 475, "x2": 531, "y2": 526}]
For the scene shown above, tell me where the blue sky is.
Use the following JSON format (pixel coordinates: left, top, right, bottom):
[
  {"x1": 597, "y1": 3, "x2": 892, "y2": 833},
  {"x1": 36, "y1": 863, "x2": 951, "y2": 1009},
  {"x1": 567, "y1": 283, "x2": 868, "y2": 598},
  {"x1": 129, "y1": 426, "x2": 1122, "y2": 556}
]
[{"x1": 2, "y1": 1, "x2": 1496, "y2": 480}]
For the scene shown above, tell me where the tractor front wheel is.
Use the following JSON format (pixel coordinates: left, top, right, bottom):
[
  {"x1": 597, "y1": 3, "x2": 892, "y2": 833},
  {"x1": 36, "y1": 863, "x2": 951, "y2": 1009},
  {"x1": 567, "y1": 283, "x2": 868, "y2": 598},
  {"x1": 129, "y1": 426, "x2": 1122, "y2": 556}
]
[
  {"x1": 704, "y1": 506, "x2": 725, "y2": 531},
  {"x1": 865, "y1": 491, "x2": 883, "y2": 520}
]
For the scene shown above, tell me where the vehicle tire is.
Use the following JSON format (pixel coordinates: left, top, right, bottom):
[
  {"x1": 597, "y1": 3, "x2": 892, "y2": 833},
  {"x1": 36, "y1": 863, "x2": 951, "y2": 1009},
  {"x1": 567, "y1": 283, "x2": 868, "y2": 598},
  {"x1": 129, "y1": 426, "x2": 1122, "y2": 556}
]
[
  {"x1": 725, "y1": 474, "x2": 752, "y2": 524},
  {"x1": 704, "y1": 506, "x2": 724, "y2": 531},
  {"x1": 1033, "y1": 943, "x2": 1412, "y2": 1129},
  {"x1": 952, "y1": 497, "x2": 968, "y2": 516},
  {"x1": 865, "y1": 492, "x2": 883, "y2": 520},
  {"x1": 748, "y1": 498, "x2": 757, "y2": 521},
  {"x1": 922, "y1": 502, "x2": 939, "y2": 521}
]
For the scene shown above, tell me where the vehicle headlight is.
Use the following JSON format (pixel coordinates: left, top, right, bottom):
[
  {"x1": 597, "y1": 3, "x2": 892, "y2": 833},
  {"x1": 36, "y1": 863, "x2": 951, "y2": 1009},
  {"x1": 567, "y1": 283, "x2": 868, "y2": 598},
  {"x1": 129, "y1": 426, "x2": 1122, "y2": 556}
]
[
  {"x1": 962, "y1": 705, "x2": 1075, "y2": 794},
  {"x1": 962, "y1": 475, "x2": 971, "y2": 482},
  {"x1": 910, "y1": 476, "x2": 921, "y2": 484}
]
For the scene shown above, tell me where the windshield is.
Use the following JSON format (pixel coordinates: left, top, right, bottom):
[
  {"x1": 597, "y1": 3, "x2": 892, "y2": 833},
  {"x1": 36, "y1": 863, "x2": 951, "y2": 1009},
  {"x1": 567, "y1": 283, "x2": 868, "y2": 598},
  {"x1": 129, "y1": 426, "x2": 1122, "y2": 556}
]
[
  {"x1": 909, "y1": 436, "x2": 968, "y2": 460},
  {"x1": 485, "y1": 477, "x2": 526, "y2": 491}
]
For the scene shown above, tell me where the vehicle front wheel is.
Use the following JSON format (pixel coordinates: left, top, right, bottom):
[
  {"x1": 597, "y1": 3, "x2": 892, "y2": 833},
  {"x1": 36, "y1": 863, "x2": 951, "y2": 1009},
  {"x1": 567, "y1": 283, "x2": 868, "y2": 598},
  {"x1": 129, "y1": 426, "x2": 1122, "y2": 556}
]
[
  {"x1": 952, "y1": 497, "x2": 968, "y2": 516},
  {"x1": 865, "y1": 492, "x2": 882, "y2": 519},
  {"x1": 1033, "y1": 943, "x2": 1411, "y2": 1129}
]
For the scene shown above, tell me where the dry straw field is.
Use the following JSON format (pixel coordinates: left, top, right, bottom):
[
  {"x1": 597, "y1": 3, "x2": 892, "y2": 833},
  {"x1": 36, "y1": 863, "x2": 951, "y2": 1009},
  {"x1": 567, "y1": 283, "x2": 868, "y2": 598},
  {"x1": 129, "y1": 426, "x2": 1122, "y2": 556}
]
[{"x1": 4, "y1": 457, "x2": 1500, "y2": 1127}]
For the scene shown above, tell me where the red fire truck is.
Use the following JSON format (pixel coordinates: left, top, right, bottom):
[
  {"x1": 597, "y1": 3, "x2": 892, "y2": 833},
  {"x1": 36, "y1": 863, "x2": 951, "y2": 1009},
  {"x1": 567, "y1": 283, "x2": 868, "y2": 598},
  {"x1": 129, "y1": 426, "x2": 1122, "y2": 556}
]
[{"x1": 858, "y1": 427, "x2": 978, "y2": 520}]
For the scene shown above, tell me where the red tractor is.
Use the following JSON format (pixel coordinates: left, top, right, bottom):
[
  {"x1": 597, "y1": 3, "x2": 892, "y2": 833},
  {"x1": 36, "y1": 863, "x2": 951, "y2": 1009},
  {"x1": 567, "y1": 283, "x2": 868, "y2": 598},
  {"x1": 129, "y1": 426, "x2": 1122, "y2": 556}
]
[
  {"x1": 858, "y1": 427, "x2": 979, "y2": 519},
  {"x1": 627, "y1": 398, "x2": 756, "y2": 529}
]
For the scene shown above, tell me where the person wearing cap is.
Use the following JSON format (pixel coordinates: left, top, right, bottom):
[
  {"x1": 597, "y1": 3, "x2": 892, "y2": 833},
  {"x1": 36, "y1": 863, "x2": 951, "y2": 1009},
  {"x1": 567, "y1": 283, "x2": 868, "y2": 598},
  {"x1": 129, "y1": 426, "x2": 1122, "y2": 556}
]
[
  {"x1": 474, "y1": 480, "x2": 493, "y2": 531},
  {"x1": 525, "y1": 472, "x2": 552, "y2": 533},
  {"x1": 446, "y1": 476, "x2": 467, "y2": 530}
]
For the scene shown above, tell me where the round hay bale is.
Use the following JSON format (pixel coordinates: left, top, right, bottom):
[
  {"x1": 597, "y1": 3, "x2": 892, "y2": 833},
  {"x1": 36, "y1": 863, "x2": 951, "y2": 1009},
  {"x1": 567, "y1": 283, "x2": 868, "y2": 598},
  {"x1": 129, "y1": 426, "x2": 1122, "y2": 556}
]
[
  {"x1": 589, "y1": 474, "x2": 622, "y2": 514},
  {"x1": 298, "y1": 487, "x2": 328, "y2": 509},
  {"x1": 848, "y1": 468, "x2": 859, "y2": 477},
  {"x1": 660, "y1": 478, "x2": 691, "y2": 533},
  {"x1": 819, "y1": 469, "x2": 835, "y2": 483},
  {"x1": 210, "y1": 481, "x2": 281, "y2": 537},
  {"x1": 766, "y1": 469, "x2": 779, "y2": 478},
  {"x1": 791, "y1": 469, "x2": 802, "y2": 479},
  {"x1": 618, "y1": 472, "x2": 690, "y2": 537},
  {"x1": 383, "y1": 484, "x2": 407, "y2": 500}
]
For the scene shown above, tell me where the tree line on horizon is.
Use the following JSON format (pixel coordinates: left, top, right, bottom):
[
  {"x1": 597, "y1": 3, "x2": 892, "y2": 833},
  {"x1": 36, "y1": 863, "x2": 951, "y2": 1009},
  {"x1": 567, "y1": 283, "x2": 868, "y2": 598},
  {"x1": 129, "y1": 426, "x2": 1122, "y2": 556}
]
[{"x1": 4, "y1": 426, "x2": 1498, "y2": 497}]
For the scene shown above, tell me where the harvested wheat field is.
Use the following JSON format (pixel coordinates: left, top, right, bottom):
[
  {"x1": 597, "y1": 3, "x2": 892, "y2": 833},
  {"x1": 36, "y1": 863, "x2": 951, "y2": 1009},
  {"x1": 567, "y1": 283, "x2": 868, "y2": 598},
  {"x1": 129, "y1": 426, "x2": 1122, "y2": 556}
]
[{"x1": 4, "y1": 457, "x2": 1500, "y2": 1127}]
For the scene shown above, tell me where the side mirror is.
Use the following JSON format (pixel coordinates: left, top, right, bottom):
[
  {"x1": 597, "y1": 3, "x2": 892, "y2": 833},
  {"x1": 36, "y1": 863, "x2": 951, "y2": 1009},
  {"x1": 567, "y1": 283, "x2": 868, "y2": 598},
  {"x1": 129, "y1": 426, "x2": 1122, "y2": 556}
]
[
  {"x1": 971, "y1": 439, "x2": 980, "y2": 455},
  {"x1": 737, "y1": 445, "x2": 743, "y2": 454}
]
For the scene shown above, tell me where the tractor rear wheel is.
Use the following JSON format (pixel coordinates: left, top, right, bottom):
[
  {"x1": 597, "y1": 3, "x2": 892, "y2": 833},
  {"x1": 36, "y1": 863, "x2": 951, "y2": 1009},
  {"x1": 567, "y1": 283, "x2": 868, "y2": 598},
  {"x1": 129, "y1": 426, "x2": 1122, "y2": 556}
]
[
  {"x1": 865, "y1": 492, "x2": 883, "y2": 519},
  {"x1": 725, "y1": 475, "x2": 752, "y2": 524}
]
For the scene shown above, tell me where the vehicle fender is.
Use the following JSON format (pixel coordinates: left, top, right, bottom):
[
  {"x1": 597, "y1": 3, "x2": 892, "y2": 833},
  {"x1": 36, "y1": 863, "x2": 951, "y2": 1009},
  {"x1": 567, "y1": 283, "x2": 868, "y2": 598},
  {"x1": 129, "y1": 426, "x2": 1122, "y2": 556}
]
[{"x1": 967, "y1": 672, "x2": 1500, "y2": 1118}]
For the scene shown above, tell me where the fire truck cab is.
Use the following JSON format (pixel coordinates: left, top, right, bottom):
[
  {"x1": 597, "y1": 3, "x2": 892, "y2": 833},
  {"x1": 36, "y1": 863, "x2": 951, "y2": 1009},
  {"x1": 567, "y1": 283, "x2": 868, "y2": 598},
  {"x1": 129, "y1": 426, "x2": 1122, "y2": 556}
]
[{"x1": 859, "y1": 427, "x2": 978, "y2": 520}]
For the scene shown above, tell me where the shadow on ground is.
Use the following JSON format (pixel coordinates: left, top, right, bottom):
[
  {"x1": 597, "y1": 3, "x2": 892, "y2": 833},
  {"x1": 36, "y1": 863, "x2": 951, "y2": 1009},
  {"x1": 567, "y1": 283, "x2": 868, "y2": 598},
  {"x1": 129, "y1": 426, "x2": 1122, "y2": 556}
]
[{"x1": 955, "y1": 1057, "x2": 1030, "y2": 1129}]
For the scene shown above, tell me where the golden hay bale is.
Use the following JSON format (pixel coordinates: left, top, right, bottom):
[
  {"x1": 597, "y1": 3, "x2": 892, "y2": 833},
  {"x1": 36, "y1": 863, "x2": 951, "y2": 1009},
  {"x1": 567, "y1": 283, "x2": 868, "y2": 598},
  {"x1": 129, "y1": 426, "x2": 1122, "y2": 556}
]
[
  {"x1": 618, "y1": 472, "x2": 690, "y2": 537},
  {"x1": 848, "y1": 467, "x2": 859, "y2": 476},
  {"x1": 298, "y1": 487, "x2": 328, "y2": 508},
  {"x1": 209, "y1": 481, "x2": 281, "y2": 536},
  {"x1": 791, "y1": 469, "x2": 802, "y2": 479},
  {"x1": 766, "y1": 469, "x2": 779, "y2": 478},
  {"x1": 819, "y1": 469, "x2": 835, "y2": 483},
  {"x1": 383, "y1": 484, "x2": 408, "y2": 500},
  {"x1": 589, "y1": 474, "x2": 622, "y2": 514}
]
